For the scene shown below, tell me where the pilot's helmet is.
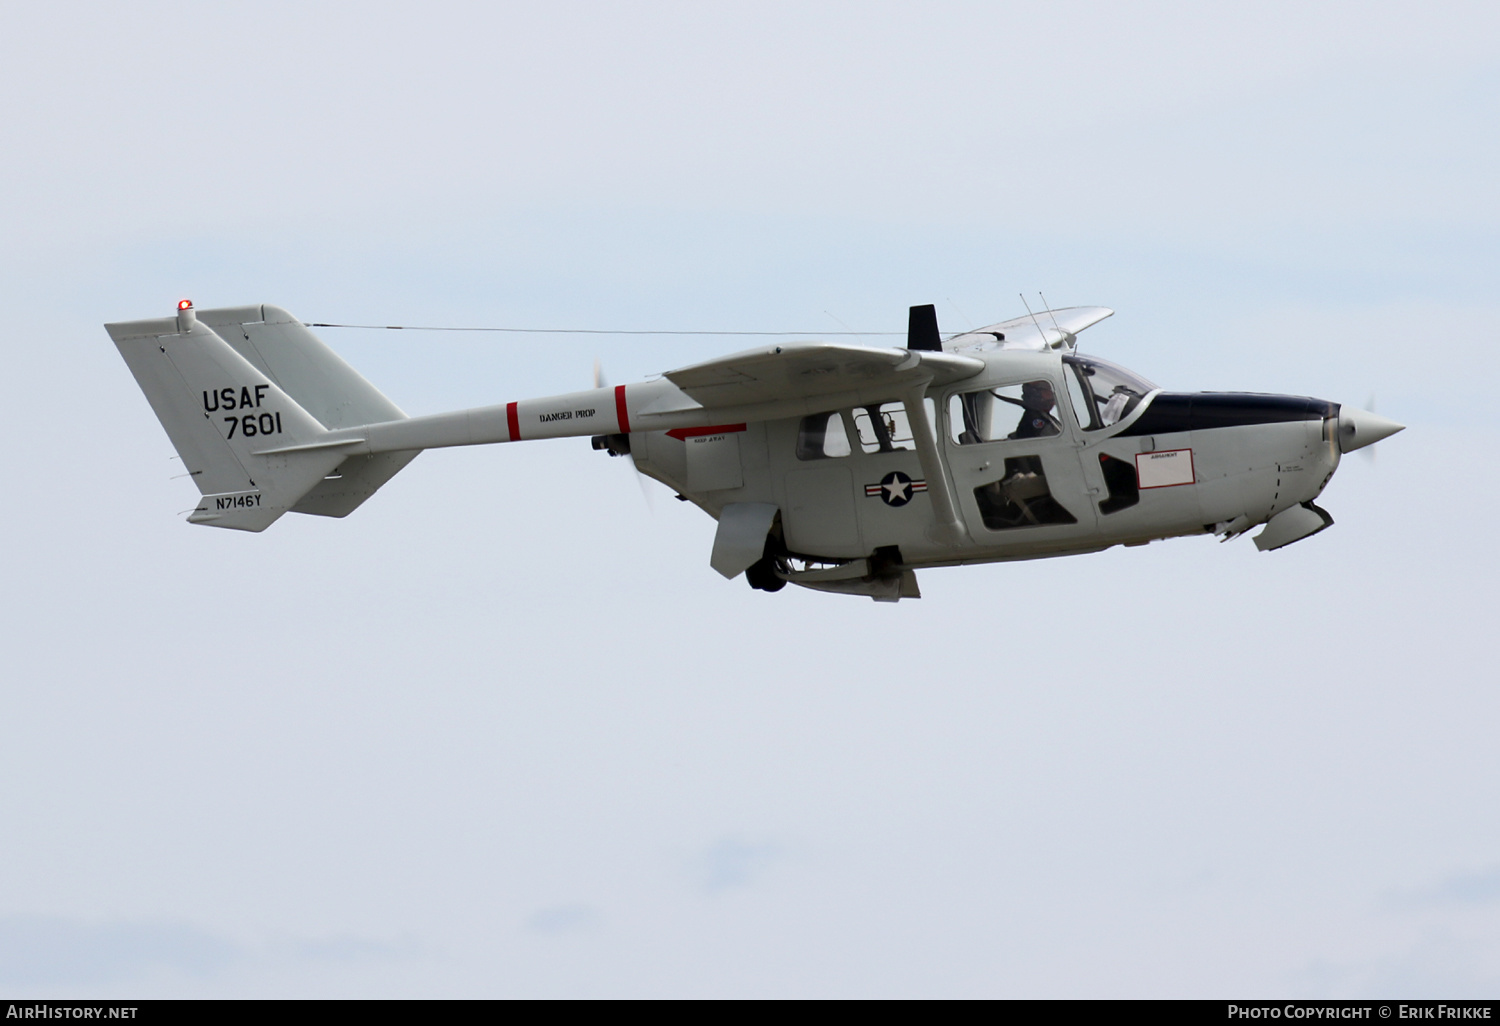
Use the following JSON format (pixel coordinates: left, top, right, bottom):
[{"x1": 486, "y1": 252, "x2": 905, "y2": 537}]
[{"x1": 1022, "y1": 380, "x2": 1055, "y2": 407}]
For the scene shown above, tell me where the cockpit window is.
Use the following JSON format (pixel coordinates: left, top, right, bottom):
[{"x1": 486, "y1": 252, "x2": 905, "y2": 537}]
[
  {"x1": 948, "y1": 380, "x2": 1061, "y2": 445},
  {"x1": 1064, "y1": 356, "x2": 1157, "y2": 431}
]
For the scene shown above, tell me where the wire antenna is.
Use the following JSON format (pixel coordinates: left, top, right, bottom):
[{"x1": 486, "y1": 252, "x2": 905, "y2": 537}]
[
  {"x1": 947, "y1": 298, "x2": 976, "y2": 330},
  {"x1": 823, "y1": 310, "x2": 860, "y2": 334},
  {"x1": 306, "y1": 322, "x2": 900, "y2": 337}
]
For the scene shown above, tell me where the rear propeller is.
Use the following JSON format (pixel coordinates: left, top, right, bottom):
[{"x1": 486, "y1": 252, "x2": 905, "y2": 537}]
[{"x1": 590, "y1": 359, "x2": 653, "y2": 508}]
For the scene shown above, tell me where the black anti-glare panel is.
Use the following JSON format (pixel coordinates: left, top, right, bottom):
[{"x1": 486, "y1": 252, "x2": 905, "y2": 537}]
[{"x1": 1116, "y1": 393, "x2": 1336, "y2": 436}]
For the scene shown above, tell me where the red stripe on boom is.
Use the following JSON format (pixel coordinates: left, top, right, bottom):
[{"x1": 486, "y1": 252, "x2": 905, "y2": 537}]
[
  {"x1": 665, "y1": 424, "x2": 747, "y2": 440},
  {"x1": 614, "y1": 385, "x2": 630, "y2": 434},
  {"x1": 506, "y1": 401, "x2": 520, "y2": 442}
]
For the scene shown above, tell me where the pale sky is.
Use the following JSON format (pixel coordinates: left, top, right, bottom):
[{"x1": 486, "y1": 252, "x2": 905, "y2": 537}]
[{"x1": 0, "y1": 0, "x2": 1496, "y2": 997}]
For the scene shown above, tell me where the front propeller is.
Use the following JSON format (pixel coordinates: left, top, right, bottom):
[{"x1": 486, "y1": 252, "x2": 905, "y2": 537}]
[{"x1": 1337, "y1": 406, "x2": 1405, "y2": 454}]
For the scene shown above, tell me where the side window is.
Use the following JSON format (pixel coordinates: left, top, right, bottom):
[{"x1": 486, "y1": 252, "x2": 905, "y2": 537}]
[
  {"x1": 853, "y1": 401, "x2": 916, "y2": 453},
  {"x1": 947, "y1": 380, "x2": 1061, "y2": 444},
  {"x1": 796, "y1": 410, "x2": 852, "y2": 460}
]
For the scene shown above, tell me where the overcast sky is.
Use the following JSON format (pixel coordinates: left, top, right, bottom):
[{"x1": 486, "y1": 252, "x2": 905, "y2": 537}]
[{"x1": 1, "y1": 1, "x2": 1497, "y2": 997}]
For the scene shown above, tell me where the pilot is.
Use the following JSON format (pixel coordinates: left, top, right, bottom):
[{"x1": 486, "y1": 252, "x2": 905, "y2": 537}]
[{"x1": 1013, "y1": 380, "x2": 1059, "y2": 439}]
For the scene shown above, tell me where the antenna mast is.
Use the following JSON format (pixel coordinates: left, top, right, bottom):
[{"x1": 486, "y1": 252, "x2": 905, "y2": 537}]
[
  {"x1": 1038, "y1": 292, "x2": 1074, "y2": 351},
  {"x1": 1019, "y1": 293, "x2": 1055, "y2": 349}
]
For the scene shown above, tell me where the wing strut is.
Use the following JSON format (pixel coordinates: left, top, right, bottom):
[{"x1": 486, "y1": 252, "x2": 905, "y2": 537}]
[{"x1": 903, "y1": 378, "x2": 968, "y2": 546}]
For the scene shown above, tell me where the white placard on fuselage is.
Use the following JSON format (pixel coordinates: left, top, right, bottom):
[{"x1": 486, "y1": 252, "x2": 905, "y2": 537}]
[{"x1": 1135, "y1": 448, "x2": 1195, "y2": 488}]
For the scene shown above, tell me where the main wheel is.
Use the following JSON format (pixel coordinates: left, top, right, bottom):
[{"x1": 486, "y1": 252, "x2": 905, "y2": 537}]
[{"x1": 745, "y1": 556, "x2": 786, "y2": 592}]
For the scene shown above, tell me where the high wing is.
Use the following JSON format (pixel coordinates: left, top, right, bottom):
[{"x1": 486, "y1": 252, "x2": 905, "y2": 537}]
[
  {"x1": 661, "y1": 341, "x2": 983, "y2": 410},
  {"x1": 944, "y1": 306, "x2": 1114, "y2": 353}
]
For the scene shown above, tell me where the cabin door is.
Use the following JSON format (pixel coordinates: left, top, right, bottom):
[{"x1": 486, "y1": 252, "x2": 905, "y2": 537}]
[
  {"x1": 943, "y1": 378, "x2": 1098, "y2": 548},
  {"x1": 774, "y1": 412, "x2": 865, "y2": 559}
]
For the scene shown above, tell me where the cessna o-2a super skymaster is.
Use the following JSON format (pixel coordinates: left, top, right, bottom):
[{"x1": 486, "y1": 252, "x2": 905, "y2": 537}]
[{"x1": 108, "y1": 300, "x2": 1403, "y2": 602}]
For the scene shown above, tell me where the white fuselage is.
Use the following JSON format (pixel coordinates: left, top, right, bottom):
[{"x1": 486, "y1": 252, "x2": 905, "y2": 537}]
[{"x1": 628, "y1": 347, "x2": 1342, "y2": 570}]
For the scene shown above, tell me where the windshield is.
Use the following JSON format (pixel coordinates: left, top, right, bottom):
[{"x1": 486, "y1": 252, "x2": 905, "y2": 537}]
[{"x1": 1064, "y1": 356, "x2": 1157, "y2": 430}]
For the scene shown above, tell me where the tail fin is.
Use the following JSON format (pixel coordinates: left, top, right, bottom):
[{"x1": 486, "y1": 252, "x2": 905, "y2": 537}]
[
  {"x1": 108, "y1": 304, "x2": 371, "y2": 531},
  {"x1": 193, "y1": 304, "x2": 419, "y2": 517}
]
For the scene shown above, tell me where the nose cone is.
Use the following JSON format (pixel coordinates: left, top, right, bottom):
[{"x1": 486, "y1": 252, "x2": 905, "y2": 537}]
[{"x1": 1338, "y1": 406, "x2": 1405, "y2": 453}]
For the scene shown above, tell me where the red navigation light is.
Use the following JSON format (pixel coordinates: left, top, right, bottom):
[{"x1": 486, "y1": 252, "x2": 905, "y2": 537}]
[{"x1": 178, "y1": 299, "x2": 193, "y2": 311}]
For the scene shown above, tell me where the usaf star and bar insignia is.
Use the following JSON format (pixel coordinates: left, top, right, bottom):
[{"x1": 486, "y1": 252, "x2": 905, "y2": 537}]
[{"x1": 865, "y1": 470, "x2": 928, "y2": 507}]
